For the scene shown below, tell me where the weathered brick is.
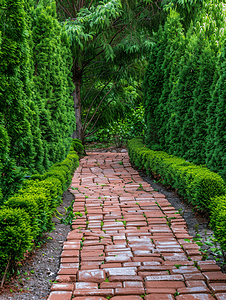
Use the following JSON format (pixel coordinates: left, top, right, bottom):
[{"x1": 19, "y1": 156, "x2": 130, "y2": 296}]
[
  {"x1": 176, "y1": 295, "x2": 215, "y2": 300},
  {"x1": 73, "y1": 288, "x2": 114, "y2": 297},
  {"x1": 47, "y1": 291, "x2": 72, "y2": 300},
  {"x1": 77, "y1": 269, "x2": 106, "y2": 283}
]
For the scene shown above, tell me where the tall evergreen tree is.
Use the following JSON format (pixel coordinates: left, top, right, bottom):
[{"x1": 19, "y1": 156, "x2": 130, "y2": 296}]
[
  {"x1": 166, "y1": 25, "x2": 197, "y2": 157},
  {"x1": 205, "y1": 60, "x2": 222, "y2": 171},
  {"x1": 143, "y1": 26, "x2": 166, "y2": 148},
  {"x1": 188, "y1": 44, "x2": 217, "y2": 164},
  {"x1": 155, "y1": 10, "x2": 185, "y2": 150},
  {"x1": 182, "y1": 1, "x2": 225, "y2": 162},
  {"x1": 207, "y1": 41, "x2": 226, "y2": 177},
  {"x1": 179, "y1": 33, "x2": 206, "y2": 159},
  {"x1": 0, "y1": 0, "x2": 36, "y2": 169},
  {"x1": 32, "y1": 0, "x2": 75, "y2": 170}
]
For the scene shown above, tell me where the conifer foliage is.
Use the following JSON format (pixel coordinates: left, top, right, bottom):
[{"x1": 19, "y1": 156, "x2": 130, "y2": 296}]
[
  {"x1": 0, "y1": 0, "x2": 75, "y2": 199},
  {"x1": 143, "y1": 1, "x2": 226, "y2": 179},
  {"x1": 32, "y1": 0, "x2": 75, "y2": 171}
]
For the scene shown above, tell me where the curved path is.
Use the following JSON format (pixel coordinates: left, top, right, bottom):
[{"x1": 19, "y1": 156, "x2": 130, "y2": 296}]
[{"x1": 47, "y1": 152, "x2": 226, "y2": 300}]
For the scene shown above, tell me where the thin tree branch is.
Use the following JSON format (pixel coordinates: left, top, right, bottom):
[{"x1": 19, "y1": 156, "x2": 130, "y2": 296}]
[
  {"x1": 84, "y1": 128, "x2": 99, "y2": 137},
  {"x1": 84, "y1": 83, "x2": 115, "y2": 133},
  {"x1": 88, "y1": 0, "x2": 94, "y2": 10},
  {"x1": 82, "y1": 4, "x2": 152, "y2": 71},
  {"x1": 82, "y1": 69, "x2": 107, "y2": 105},
  {"x1": 84, "y1": 110, "x2": 103, "y2": 137},
  {"x1": 84, "y1": 96, "x2": 118, "y2": 138},
  {"x1": 1, "y1": 256, "x2": 10, "y2": 288},
  {"x1": 58, "y1": 3, "x2": 73, "y2": 18},
  {"x1": 83, "y1": 74, "x2": 114, "y2": 128}
]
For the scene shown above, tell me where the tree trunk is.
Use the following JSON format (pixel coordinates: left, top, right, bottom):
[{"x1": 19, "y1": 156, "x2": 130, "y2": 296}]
[{"x1": 72, "y1": 77, "x2": 84, "y2": 142}]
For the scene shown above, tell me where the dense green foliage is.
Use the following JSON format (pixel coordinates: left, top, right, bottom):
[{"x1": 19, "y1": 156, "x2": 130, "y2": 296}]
[
  {"x1": 143, "y1": 2, "x2": 226, "y2": 179},
  {"x1": 0, "y1": 143, "x2": 79, "y2": 274},
  {"x1": 128, "y1": 137, "x2": 226, "y2": 251},
  {"x1": 0, "y1": 0, "x2": 75, "y2": 199},
  {"x1": 32, "y1": 1, "x2": 75, "y2": 172},
  {"x1": 210, "y1": 195, "x2": 226, "y2": 250},
  {"x1": 89, "y1": 104, "x2": 146, "y2": 147},
  {"x1": 56, "y1": 0, "x2": 161, "y2": 141}
]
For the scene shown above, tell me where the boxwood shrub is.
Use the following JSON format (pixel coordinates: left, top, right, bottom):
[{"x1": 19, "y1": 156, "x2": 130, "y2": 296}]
[
  {"x1": 0, "y1": 143, "x2": 80, "y2": 275},
  {"x1": 128, "y1": 137, "x2": 226, "y2": 251},
  {"x1": 0, "y1": 208, "x2": 33, "y2": 270},
  {"x1": 71, "y1": 139, "x2": 84, "y2": 155}
]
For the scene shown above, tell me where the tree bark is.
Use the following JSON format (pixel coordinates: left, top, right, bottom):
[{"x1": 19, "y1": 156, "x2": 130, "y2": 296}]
[{"x1": 72, "y1": 77, "x2": 83, "y2": 142}]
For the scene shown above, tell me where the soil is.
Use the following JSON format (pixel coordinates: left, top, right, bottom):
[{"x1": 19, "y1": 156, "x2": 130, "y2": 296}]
[
  {"x1": 0, "y1": 146, "x2": 225, "y2": 299},
  {"x1": 0, "y1": 191, "x2": 74, "y2": 300}
]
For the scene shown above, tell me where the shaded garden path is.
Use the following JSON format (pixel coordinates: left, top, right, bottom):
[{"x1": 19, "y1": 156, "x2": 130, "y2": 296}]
[{"x1": 48, "y1": 152, "x2": 226, "y2": 300}]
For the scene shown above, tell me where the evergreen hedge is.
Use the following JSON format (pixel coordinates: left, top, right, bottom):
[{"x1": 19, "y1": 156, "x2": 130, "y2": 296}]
[
  {"x1": 143, "y1": 5, "x2": 226, "y2": 180},
  {"x1": 128, "y1": 137, "x2": 226, "y2": 251},
  {"x1": 0, "y1": 0, "x2": 76, "y2": 200},
  {"x1": 0, "y1": 141, "x2": 80, "y2": 275}
]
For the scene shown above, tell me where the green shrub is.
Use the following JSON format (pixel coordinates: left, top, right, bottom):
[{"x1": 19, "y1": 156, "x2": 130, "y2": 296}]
[
  {"x1": 4, "y1": 195, "x2": 39, "y2": 239},
  {"x1": 43, "y1": 169, "x2": 66, "y2": 187},
  {"x1": 0, "y1": 157, "x2": 26, "y2": 204},
  {"x1": 128, "y1": 138, "x2": 226, "y2": 210},
  {"x1": 0, "y1": 208, "x2": 33, "y2": 273},
  {"x1": 209, "y1": 195, "x2": 226, "y2": 251},
  {"x1": 72, "y1": 138, "x2": 82, "y2": 144},
  {"x1": 67, "y1": 152, "x2": 79, "y2": 170},
  {"x1": 18, "y1": 184, "x2": 53, "y2": 234},
  {"x1": 90, "y1": 104, "x2": 146, "y2": 147},
  {"x1": 128, "y1": 137, "x2": 226, "y2": 250},
  {"x1": 0, "y1": 145, "x2": 79, "y2": 278},
  {"x1": 29, "y1": 174, "x2": 44, "y2": 181},
  {"x1": 71, "y1": 139, "x2": 84, "y2": 154}
]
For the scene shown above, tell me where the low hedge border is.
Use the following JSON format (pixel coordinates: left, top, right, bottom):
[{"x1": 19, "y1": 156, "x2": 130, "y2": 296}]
[
  {"x1": 0, "y1": 139, "x2": 83, "y2": 276},
  {"x1": 127, "y1": 137, "x2": 226, "y2": 250}
]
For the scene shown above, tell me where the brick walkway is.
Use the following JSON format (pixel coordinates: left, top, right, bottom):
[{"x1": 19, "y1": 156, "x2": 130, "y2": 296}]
[{"x1": 47, "y1": 152, "x2": 226, "y2": 300}]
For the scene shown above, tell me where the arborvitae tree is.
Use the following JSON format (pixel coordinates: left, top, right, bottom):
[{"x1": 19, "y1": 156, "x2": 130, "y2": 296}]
[
  {"x1": 143, "y1": 40, "x2": 160, "y2": 147},
  {"x1": 155, "y1": 10, "x2": 185, "y2": 150},
  {"x1": 188, "y1": 43, "x2": 217, "y2": 164},
  {"x1": 0, "y1": 0, "x2": 37, "y2": 169},
  {"x1": 32, "y1": 0, "x2": 75, "y2": 170},
  {"x1": 207, "y1": 41, "x2": 226, "y2": 178},
  {"x1": 143, "y1": 26, "x2": 167, "y2": 148},
  {"x1": 182, "y1": 2, "x2": 225, "y2": 163},
  {"x1": 21, "y1": 0, "x2": 46, "y2": 174},
  {"x1": 0, "y1": 33, "x2": 9, "y2": 162},
  {"x1": 179, "y1": 34, "x2": 207, "y2": 159},
  {"x1": 205, "y1": 60, "x2": 222, "y2": 171},
  {"x1": 166, "y1": 25, "x2": 197, "y2": 157}
]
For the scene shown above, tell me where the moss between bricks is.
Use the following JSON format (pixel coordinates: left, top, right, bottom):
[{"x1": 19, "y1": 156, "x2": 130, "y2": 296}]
[{"x1": 127, "y1": 137, "x2": 226, "y2": 251}]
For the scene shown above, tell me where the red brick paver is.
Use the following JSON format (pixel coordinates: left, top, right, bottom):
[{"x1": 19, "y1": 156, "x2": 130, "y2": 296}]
[{"x1": 47, "y1": 152, "x2": 226, "y2": 299}]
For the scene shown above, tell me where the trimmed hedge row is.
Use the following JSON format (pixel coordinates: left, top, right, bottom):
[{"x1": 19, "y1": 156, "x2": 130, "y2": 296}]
[
  {"x1": 128, "y1": 137, "x2": 226, "y2": 250},
  {"x1": 0, "y1": 140, "x2": 82, "y2": 274}
]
